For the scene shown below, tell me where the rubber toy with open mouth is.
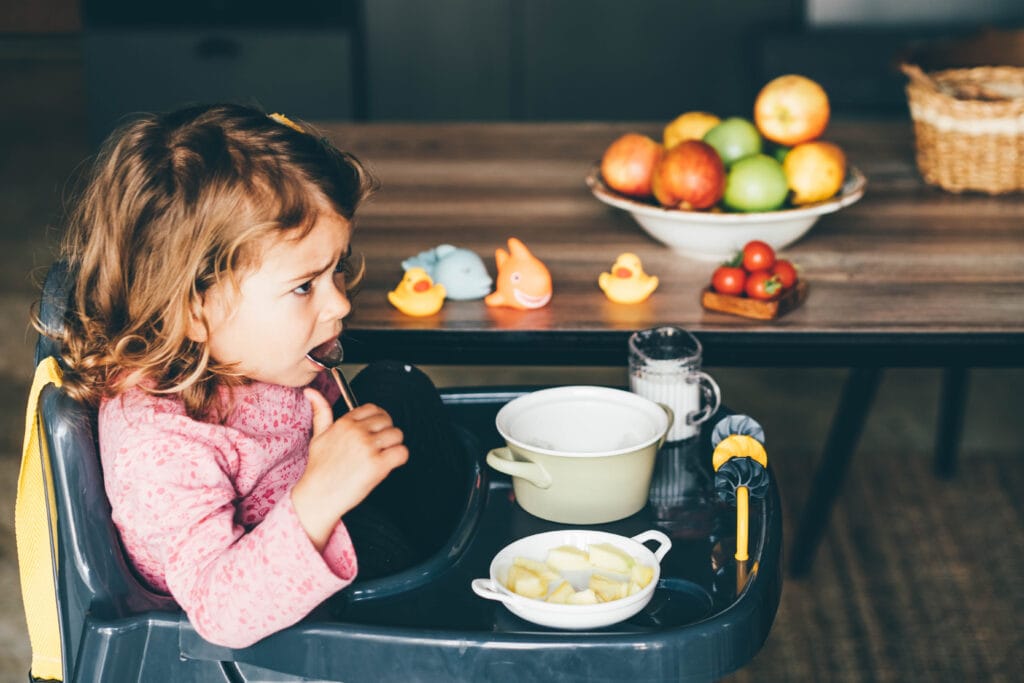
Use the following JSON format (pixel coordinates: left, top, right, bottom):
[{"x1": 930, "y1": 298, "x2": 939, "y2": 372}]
[
  {"x1": 484, "y1": 237, "x2": 552, "y2": 310},
  {"x1": 387, "y1": 267, "x2": 446, "y2": 317},
  {"x1": 598, "y1": 252, "x2": 659, "y2": 304}
]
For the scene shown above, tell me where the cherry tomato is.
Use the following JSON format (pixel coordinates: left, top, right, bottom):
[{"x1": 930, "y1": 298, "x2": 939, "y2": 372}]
[
  {"x1": 745, "y1": 270, "x2": 782, "y2": 300},
  {"x1": 742, "y1": 240, "x2": 776, "y2": 272},
  {"x1": 771, "y1": 259, "x2": 798, "y2": 288},
  {"x1": 711, "y1": 266, "x2": 747, "y2": 296}
]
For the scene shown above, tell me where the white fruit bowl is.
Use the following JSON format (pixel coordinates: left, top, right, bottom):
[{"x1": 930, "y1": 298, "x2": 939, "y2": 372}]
[
  {"x1": 586, "y1": 165, "x2": 866, "y2": 262},
  {"x1": 470, "y1": 528, "x2": 671, "y2": 630}
]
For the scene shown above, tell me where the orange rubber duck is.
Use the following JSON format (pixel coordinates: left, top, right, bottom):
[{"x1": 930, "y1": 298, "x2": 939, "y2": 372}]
[
  {"x1": 387, "y1": 267, "x2": 446, "y2": 317},
  {"x1": 484, "y1": 238, "x2": 552, "y2": 310},
  {"x1": 598, "y1": 252, "x2": 659, "y2": 304}
]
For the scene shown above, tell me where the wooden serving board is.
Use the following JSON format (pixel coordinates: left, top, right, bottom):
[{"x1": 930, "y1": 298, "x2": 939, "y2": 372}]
[{"x1": 701, "y1": 281, "x2": 809, "y2": 320}]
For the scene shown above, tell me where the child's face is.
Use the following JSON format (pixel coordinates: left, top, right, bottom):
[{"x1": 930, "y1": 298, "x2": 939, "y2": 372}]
[{"x1": 197, "y1": 210, "x2": 354, "y2": 387}]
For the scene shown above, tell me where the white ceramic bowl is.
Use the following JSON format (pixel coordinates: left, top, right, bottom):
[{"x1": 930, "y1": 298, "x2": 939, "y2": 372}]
[
  {"x1": 586, "y1": 165, "x2": 866, "y2": 262},
  {"x1": 485, "y1": 386, "x2": 672, "y2": 524},
  {"x1": 471, "y1": 528, "x2": 672, "y2": 630}
]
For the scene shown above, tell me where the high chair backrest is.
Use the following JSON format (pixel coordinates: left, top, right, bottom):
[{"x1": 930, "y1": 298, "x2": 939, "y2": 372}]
[{"x1": 21, "y1": 261, "x2": 175, "y2": 680}]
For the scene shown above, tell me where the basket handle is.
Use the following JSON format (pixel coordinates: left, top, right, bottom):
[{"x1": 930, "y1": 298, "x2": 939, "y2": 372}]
[
  {"x1": 900, "y1": 62, "x2": 960, "y2": 98},
  {"x1": 900, "y1": 63, "x2": 940, "y2": 91}
]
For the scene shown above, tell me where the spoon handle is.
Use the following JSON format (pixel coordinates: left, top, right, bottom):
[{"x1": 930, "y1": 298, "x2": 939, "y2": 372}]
[{"x1": 329, "y1": 367, "x2": 359, "y2": 411}]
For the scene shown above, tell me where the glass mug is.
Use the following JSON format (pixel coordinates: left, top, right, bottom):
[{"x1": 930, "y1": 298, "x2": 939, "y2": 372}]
[{"x1": 628, "y1": 326, "x2": 721, "y2": 442}]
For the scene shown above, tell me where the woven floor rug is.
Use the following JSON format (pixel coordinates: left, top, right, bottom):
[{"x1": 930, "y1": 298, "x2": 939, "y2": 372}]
[{"x1": 721, "y1": 370, "x2": 1024, "y2": 683}]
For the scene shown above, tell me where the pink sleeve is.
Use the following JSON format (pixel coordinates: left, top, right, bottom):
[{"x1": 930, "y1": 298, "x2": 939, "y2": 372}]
[
  {"x1": 104, "y1": 409, "x2": 356, "y2": 649},
  {"x1": 165, "y1": 493, "x2": 357, "y2": 649}
]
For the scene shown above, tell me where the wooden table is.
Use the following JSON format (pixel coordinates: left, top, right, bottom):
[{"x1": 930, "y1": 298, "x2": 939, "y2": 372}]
[{"x1": 319, "y1": 120, "x2": 1024, "y2": 574}]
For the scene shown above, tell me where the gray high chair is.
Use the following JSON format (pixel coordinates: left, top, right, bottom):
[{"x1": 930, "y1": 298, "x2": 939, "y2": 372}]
[{"x1": 17, "y1": 261, "x2": 782, "y2": 682}]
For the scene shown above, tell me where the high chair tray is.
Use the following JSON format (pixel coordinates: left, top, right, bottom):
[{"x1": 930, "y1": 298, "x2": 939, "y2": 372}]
[{"x1": 171, "y1": 388, "x2": 779, "y2": 682}]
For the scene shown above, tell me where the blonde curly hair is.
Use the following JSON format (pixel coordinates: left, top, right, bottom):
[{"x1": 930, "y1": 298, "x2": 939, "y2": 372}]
[{"x1": 49, "y1": 103, "x2": 377, "y2": 419}]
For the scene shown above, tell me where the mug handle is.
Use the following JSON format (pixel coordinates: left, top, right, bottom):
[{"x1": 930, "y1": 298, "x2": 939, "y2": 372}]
[
  {"x1": 655, "y1": 403, "x2": 675, "y2": 448},
  {"x1": 684, "y1": 370, "x2": 721, "y2": 426},
  {"x1": 486, "y1": 447, "x2": 553, "y2": 489}
]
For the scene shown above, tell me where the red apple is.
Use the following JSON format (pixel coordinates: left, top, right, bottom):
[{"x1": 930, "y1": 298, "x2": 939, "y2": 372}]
[
  {"x1": 600, "y1": 133, "x2": 663, "y2": 198},
  {"x1": 651, "y1": 140, "x2": 726, "y2": 210}
]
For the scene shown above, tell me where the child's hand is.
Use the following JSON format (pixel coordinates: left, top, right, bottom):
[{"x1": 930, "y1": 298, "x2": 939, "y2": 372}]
[{"x1": 291, "y1": 388, "x2": 409, "y2": 551}]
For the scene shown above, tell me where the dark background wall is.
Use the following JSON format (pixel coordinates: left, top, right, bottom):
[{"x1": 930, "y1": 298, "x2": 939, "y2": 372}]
[{"x1": 4, "y1": 0, "x2": 1024, "y2": 143}]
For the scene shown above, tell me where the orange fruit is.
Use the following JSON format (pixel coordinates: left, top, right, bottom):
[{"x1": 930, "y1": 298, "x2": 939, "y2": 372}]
[
  {"x1": 754, "y1": 75, "x2": 830, "y2": 147},
  {"x1": 663, "y1": 112, "x2": 721, "y2": 149},
  {"x1": 783, "y1": 141, "x2": 847, "y2": 205}
]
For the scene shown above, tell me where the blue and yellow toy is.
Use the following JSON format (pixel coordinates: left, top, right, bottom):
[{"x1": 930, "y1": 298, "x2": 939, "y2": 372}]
[{"x1": 401, "y1": 244, "x2": 492, "y2": 301}]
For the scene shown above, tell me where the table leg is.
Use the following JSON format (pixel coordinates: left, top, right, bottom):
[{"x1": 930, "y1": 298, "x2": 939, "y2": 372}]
[
  {"x1": 934, "y1": 367, "x2": 968, "y2": 479},
  {"x1": 788, "y1": 366, "x2": 883, "y2": 578}
]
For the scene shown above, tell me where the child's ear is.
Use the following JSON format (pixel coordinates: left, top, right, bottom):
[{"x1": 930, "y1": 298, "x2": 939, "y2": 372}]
[{"x1": 185, "y1": 296, "x2": 208, "y2": 343}]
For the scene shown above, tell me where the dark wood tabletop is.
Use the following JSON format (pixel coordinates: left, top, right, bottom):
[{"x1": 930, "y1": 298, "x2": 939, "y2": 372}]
[{"x1": 318, "y1": 120, "x2": 1024, "y2": 367}]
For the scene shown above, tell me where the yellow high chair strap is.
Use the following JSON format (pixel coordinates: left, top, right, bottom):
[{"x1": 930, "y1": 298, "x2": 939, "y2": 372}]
[{"x1": 15, "y1": 357, "x2": 65, "y2": 681}]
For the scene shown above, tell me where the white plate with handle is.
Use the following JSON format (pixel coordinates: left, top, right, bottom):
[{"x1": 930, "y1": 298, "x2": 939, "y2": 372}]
[{"x1": 471, "y1": 528, "x2": 672, "y2": 630}]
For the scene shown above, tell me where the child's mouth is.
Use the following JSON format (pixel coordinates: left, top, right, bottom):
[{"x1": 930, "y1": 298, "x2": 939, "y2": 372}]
[{"x1": 307, "y1": 338, "x2": 344, "y2": 369}]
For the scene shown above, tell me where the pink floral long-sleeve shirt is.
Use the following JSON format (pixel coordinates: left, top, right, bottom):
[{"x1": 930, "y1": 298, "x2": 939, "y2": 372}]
[{"x1": 98, "y1": 374, "x2": 354, "y2": 649}]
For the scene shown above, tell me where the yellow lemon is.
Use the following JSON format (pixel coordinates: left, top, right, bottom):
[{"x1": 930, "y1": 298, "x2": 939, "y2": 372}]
[
  {"x1": 663, "y1": 111, "x2": 721, "y2": 149},
  {"x1": 783, "y1": 141, "x2": 847, "y2": 205}
]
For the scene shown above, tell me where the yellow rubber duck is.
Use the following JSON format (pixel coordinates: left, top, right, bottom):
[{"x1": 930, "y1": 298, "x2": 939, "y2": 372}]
[
  {"x1": 598, "y1": 253, "x2": 659, "y2": 304},
  {"x1": 387, "y1": 267, "x2": 446, "y2": 317}
]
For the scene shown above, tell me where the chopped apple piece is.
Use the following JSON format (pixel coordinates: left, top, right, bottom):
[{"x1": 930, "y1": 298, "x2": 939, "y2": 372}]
[
  {"x1": 514, "y1": 556, "x2": 561, "y2": 583},
  {"x1": 545, "y1": 545, "x2": 591, "y2": 571},
  {"x1": 588, "y1": 542, "x2": 635, "y2": 574},
  {"x1": 630, "y1": 562, "x2": 655, "y2": 588},
  {"x1": 546, "y1": 581, "x2": 575, "y2": 604},
  {"x1": 506, "y1": 564, "x2": 547, "y2": 598},
  {"x1": 568, "y1": 588, "x2": 600, "y2": 605},
  {"x1": 589, "y1": 573, "x2": 629, "y2": 602}
]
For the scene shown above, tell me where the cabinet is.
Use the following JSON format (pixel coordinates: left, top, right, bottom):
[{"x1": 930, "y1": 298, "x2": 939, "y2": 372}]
[
  {"x1": 363, "y1": 0, "x2": 800, "y2": 121},
  {"x1": 82, "y1": 0, "x2": 364, "y2": 143}
]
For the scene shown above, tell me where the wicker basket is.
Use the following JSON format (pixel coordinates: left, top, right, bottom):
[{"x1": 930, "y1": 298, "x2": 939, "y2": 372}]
[{"x1": 901, "y1": 63, "x2": 1024, "y2": 194}]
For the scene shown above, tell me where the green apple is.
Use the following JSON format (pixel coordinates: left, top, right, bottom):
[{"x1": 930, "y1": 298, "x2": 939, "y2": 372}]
[
  {"x1": 568, "y1": 588, "x2": 599, "y2": 605},
  {"x1": 545, "y1": 545, "x2": 591, "y2": 571},
  {"x1": 702, "y1": 117, "x2": 762, "y2": 167},
  {"x1": 723, "y1": 154, "x2": 790, "y2": 212},
  {"x1": 506, "y1": 565, "x2": 547, "y2": 598},
  {"x1": 587, "y1": 543, "x2": 635, "y2": 574},
  {"x1": 631, "y1": 563, "x2": 655, "y2": 588},
  {"x1": 514, "y1": 556, "x2": 561, "y2": 583},
  {"x1": 546, "y1": 581, "x2": 575, "y2": 604},
  {"x1": 589, "y1": 573, "x2": 629, "y2": 602}
]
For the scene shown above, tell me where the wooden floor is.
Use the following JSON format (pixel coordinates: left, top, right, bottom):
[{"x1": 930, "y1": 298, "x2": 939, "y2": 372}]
[{"x1": 0, "y1": 40, "x2": 1021, "y2": 683}]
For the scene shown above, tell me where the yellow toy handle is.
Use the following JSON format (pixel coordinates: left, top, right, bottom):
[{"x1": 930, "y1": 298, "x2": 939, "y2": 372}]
[
  {"x1": 735, "y1": 486, "x2": 750, "y2": 562},
  {"x1": 712, "y1": 434, "x2": 767, "y2": 471},
  {"x1": 713, "y1": 434, "x2": 769, "y2": 565}
]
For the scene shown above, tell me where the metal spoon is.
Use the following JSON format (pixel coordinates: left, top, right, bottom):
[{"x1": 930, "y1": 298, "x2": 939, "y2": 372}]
[{"x1": 307, "y1": 337, "x2": 358, "y2": 411}]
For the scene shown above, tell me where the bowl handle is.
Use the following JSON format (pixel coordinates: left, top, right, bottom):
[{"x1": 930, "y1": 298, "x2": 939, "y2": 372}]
[
  {"x1": 485, "y1": 447, "x2": 553, "y2": 489},
  {"x1": 471, "y1": 578, "x2": 514, "y2": 605},
  {"x1": 631, "y1": 529, "x2": 673, "y2": 562}
]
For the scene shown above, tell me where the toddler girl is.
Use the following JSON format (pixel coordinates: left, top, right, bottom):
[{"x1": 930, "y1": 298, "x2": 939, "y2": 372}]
[{"x1": 48, "y1": 103, "x2": 464, "y2": 648}]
